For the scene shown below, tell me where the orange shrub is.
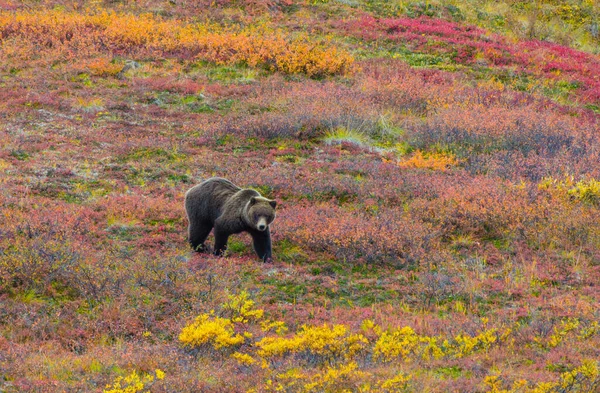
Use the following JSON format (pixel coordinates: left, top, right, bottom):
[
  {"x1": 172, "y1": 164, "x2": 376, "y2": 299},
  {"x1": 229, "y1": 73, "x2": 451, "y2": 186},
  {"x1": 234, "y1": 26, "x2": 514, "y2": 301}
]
[
  {"x1": 396, "y1": 150, "x2": 459, "y2": 171},
  {"x1": 0, "y1": 9, "x2": 354, "y2": 77},
  {"x1": 84, "y1": 57, "x2": 123, "y2": 76}
]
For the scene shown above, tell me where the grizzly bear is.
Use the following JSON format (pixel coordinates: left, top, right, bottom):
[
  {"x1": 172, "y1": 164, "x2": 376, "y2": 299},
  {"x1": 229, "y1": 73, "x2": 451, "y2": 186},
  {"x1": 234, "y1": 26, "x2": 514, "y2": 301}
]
[{"x1": 184, "y1": 177, "x2": 277, "y2": 262}]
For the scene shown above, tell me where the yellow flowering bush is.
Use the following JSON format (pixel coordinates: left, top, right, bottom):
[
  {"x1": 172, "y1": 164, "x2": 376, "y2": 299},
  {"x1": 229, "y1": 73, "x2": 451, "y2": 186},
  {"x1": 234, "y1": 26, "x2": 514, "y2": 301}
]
[
  {"x1": 373, "y1": 326, "x2": 422, "y2": 362},
  {"x1": 256, "y1": 324, "x2": 368, "y2": 361},
  {"x1": 264, "y1": 368, "x2": 307, "y2": 392},
  {"x1": 539, "y1": 176, "x2": 600, "y2": 206},
  {"x1": 547, "y1": 318, "x2": 579, "y2": 348},
  {"x1": 303, "y1": 362, "x2": 369, "y2": 392},
  {"x1": 179, "y1": 312, "x2": 245, "y2": 349},
  {"x1": 175, "y1": 310, "x2": 596, "y2": 393},
  {"x1": 103, "y1": 369, "x2": 165, "y2": 393},
  {"x1": 419, "y1": 335, "x2": 446, "y2": 361},
  {"x1": 223, "y1": 290, "x2": 264, "y2": 323},
  {"x1": 450, "y1": 328, "x2": 498, "y2": 358},
  {"x1": 361, "y1": 319, "x2": 383, "y2": 336},
  {"x1": 254, "y1": 365, "x2": 412, "y2": 393},
  {"x1": 567, "y1": 178, "x2": 600, "y2": 205},
  {"x1": 231, "y1": 352, "x2": 257, "y2": 366},
  {"x1": 179, "y1": 291, "x2": 266, "y2": 351},
  {"x1": 260, "y1": 319, "x2": 289, "y2": 335},
  {"x1": 373, "y1": 323, "x2": 505, "y2": 362},
  {"x1": 483, "y1": 359, "x2": 599, "y2": 392},
  {"x1": 577, "y1": 321, "x2": 599, "y2": 340},
  {"x1": 378, "y1": 373, "x2": 412, "y2": 391},
  {"x1": 532, "y1": 318, "x2": 581, "y2": 350},
  {"x1": 559, "y1": 358, "x2": 599, "y2": 392}
]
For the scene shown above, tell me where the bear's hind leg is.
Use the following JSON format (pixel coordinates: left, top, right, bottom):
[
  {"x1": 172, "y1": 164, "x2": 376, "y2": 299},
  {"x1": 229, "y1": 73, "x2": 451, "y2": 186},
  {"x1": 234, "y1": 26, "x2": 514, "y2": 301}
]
[{"x1": 189, "y1": 222, "x2": 212, "y2": 253}]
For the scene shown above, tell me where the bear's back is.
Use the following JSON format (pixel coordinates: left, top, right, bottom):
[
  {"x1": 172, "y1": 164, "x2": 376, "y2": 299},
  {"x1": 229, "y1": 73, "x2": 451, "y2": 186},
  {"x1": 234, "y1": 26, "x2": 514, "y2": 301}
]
[{"x1": 185, "y1": 177, "x2": 241, "y2": 222}]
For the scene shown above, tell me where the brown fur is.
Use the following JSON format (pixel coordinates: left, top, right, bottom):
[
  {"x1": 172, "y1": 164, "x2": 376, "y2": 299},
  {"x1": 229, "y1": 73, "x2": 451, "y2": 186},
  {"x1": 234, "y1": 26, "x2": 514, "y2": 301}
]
[{"x1": 184, "y1": 177, "x2": 277, "y2": 262}]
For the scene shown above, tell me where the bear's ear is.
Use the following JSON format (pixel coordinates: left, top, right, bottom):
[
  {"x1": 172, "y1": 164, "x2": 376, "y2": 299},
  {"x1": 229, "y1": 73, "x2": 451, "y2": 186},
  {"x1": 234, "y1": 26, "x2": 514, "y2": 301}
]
[
  {"x1": 250, "y1": 196, "x2": 257, "y2": 205},
  {"x1": 269, "y1": 200, "x2": 277, "y2": 209}
]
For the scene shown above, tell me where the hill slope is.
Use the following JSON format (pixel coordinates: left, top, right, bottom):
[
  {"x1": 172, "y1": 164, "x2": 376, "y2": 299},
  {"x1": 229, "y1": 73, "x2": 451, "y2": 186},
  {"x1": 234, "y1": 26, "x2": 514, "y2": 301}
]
[{"x1": 0, "y1": 1, "x2": 599, "y2": 392}]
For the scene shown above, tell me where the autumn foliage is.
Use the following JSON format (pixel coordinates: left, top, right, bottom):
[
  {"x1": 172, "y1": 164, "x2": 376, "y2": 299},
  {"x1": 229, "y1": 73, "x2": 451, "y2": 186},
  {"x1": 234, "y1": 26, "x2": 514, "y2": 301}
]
[
  {"x1": 0, "y1": 9, "x2": 354, "y2": 77},
  {"x1": 344, "y1": 15, "x2": 600, "y2": 104},
  {"x1": 0, "y1": 0, "x2": 599, "y2": 392}
]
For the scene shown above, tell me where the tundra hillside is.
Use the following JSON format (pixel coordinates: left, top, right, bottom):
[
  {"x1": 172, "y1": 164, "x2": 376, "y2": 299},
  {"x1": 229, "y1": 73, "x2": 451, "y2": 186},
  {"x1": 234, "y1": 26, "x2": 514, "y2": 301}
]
[{"x1": 0, "y1": 1, "x2": 599, "y2": 392}]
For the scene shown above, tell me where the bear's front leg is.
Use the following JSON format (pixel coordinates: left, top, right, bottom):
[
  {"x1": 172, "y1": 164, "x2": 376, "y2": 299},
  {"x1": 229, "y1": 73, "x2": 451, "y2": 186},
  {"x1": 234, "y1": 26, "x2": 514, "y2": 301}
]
[{"x1": 251, "y1": 228, "x2": 272, "y2": 262}]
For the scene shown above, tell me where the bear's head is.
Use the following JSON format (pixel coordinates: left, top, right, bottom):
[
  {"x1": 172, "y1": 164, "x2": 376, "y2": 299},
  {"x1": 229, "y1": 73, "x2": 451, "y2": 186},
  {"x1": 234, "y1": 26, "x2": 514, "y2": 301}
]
[{"x1": 246, "y1": 196, "x2": 277, "y2": 231}]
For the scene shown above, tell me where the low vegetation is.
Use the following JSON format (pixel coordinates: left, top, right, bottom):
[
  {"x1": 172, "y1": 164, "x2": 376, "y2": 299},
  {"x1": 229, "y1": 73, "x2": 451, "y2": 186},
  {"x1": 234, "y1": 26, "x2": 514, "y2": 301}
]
[{"x1": 0, "y1": 0, "x2": 598, "y2": 391}]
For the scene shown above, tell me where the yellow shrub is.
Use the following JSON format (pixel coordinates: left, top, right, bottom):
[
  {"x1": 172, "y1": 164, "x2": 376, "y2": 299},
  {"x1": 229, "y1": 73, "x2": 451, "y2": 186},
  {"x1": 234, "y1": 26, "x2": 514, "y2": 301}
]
[
  {"x1": 548, "y1": 318, "x2": 579, "y2": 348},
  {"x1": 568, "y1": 178, "x2": 600, "y2": 205},
  {"x1": 559, "y1": 358, "x2": 599, "y2": 391},
  {"x1": 577, "y1": 321, "x2": 599, "y2": 340},
  {"x1": 303, "y1": 362, "x2": 369, "y2": 393},
  {"x1": 179, "y1": 313, "x2": 245, "y2": 349},
  {"x1": 260, "y1": 319, "x2": 288, "y2": 335},
  {"x1": 256, "y1": 324, "x2": 368, "y2": 360},
  {"x1": 360, "y1": 319, "x2": 380, "y2": 334},
  {"x1": 266, "y1": 368, "x2": 306, "y2": 392},
  {"x1": 374, "y1": 324, "x2": 504, "y2": 362},
  {"x1": 451, "y1": 328, "x2": 498, "y2": 358},
  {"x1": 539, "y1": 176, "x2": 600, "y2": 206},
  {"x1": 378, "y1": 372, "x2": 411, "y2": 391},
  {"x1": 483, "y1": 375, "x2": 516, "y2": 393},
  {"x1": 483, "y1": 359, "x2": 599, "y2": 392},
  {"x1": 223, "y1": 290, "x2": 264, "y2": 323},
  {"x1": 527, "y1": 383, "x2": 557, "y2": 393},
  {"x1": 231, "y1": 352, "x2": 257, "y2": 366},
  {"x1": 373, "y1": 326, "x2": 421, "y2": 362},
  {"x1": 104, "y1": 369, "x2": 164, "y2": 393},
  {"x1": 419, "y1": 335, "x2": 445, "y2": 361}
]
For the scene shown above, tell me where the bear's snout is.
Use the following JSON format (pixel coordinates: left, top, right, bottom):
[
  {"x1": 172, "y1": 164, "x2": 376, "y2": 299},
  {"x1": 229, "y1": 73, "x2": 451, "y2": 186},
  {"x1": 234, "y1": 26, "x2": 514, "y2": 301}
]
[{"x1": 257, "y1": 217, "x2": 268, "y2": 231}]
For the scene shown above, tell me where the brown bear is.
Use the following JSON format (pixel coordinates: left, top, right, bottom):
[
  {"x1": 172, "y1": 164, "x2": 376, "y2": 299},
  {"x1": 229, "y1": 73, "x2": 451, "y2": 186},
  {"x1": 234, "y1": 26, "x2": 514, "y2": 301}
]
[{"x1": 184, "y1": 177, "x2": 277, "y2": 262}]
